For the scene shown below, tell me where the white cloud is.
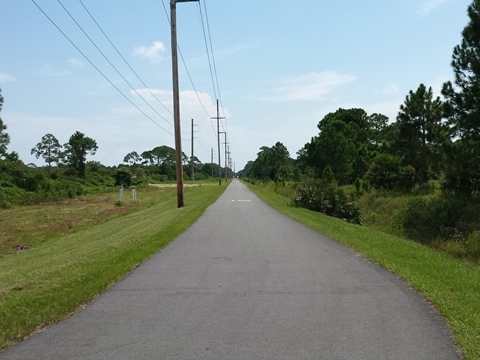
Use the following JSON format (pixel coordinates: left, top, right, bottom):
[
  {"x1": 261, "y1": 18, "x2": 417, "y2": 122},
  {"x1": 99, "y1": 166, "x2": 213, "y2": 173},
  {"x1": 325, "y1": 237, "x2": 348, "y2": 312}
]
[
  {"x1": 131, "y1": 88, "x2": 230, "y2": 120},
  {"x1": 133, "y1": 41, "x2": 166, "y2": 62},
  {"x1": 68, "y1": 58, "x2": 85, "y2": 68},
  {"x1": 0, "y1": 72, "x2": 17, "y2": 82},
  {"x1": 417, "y1": 0, "x2": 450, "y2": 16},
  {"x1": 131, "y1": 88, "x2": 171, "y2": 103},
  {"x1": 382, "y1": 82, "x2": 400, "y2": 95},
  {"x1": 264, "y1": 71, "x2": 357, "y2": 102}
]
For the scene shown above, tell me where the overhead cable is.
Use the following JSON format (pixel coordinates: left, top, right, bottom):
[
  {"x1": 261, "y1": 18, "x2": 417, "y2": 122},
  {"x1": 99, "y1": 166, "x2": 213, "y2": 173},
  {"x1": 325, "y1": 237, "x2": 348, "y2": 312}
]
[{"x1": 31, "y1": 0, "x2": 174, "y2": 136}]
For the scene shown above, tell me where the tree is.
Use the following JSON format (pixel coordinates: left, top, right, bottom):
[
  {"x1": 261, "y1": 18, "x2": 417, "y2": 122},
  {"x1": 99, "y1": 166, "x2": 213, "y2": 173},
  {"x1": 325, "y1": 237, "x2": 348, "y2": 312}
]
[
  {"x1": 0, "y1": 88, "x2": 10, "y2": 159},
  {"x1": 248, "y1": 142, "x2": 294, "y2": 181},
  {"x1": 63, "y1": 131, "x2": 98, "y2": 179},
  {"x1": 367, "y1": 153, "x2": 415, "y2": 191},
  {"x1": 367, "y1": 113, "x2": 389, "y2": 150},
  {"x1": 31, "y1": 133, "x2": 62, "y2": 172},
  {"x1": 442, "y1": 0, "x2": 480, "y2": 193},
  {"x1": 301, "y1": 108, "x2": 376, "y2": 184},
  {"x1": 394, "y1": 84, "x2": 447, "y2": 186},
  {"x1": 150, "y1": 146, "x2": 176, "y2": 166},
  {"x1": 123, "y1": 151, "x2": 141, "y2": 166}
]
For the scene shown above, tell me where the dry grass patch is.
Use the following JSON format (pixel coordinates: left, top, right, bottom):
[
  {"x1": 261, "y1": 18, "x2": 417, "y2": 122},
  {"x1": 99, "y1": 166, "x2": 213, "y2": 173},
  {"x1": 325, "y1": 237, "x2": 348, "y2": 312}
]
[{"x1": 0, "y1": 187, "x2": 166, "y2": 256}]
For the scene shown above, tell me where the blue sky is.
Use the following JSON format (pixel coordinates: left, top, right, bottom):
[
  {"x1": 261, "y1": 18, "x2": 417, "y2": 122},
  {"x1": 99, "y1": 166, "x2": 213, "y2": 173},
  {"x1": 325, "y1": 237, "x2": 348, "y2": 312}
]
[{"x1": 0, "y1": 0, "x2": 473, "y2": 171}]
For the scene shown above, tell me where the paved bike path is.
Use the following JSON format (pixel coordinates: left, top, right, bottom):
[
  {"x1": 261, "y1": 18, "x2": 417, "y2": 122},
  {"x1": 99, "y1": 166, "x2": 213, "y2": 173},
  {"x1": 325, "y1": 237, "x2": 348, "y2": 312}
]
[{"x1": 0, "y1": 179, "x2": 459, "y2": 359}]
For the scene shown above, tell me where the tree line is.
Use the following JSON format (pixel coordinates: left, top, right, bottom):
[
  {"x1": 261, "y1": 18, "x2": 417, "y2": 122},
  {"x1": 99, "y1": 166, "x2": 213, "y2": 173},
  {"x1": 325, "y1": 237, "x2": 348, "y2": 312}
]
[
  {"x1": 242, "y1": 1, "x2": 480, "y2": 255},
  {"x1": 244, "y1": 0, "x2": 480, "y2": 197},
  {"x1": 0, "y1": 89, "x2": 229, "y2": 207}
]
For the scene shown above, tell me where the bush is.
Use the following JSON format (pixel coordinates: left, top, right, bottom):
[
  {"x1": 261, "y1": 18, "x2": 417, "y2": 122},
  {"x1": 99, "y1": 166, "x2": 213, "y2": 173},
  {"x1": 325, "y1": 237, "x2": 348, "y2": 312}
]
[
  {"x1": 402, "y1": 194, "x2": 480, "y2": 244},
  {"x1": 194, "y1": 173, "x2": 206, "y2": 180},
  {"x1": 467, "y1": 231, "x2": 480, "y2": 258},
  {"x1": 114, "y1": 169, "x2": 132, "y2": 187},
  {"x1": 292, "y1": 180, "x2": 362, "y2": 224}
]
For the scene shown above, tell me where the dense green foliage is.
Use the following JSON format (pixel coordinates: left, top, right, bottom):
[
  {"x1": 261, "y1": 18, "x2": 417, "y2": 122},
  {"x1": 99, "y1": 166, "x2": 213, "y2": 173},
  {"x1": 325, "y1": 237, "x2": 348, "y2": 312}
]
[
  {"x1": 442, "y1": 0, "x2": 480, "y2": 194},
  {"x1": 292, "y1": 178, "x2": 362, "y2": 224},
  {"x1": 394, "y1": 84, "x2": 447, "y2": 186},
  {"x1": 299, "y1": 109, "x2": 376, "y2": 183},
  {"x1": 63, "y1": 131, "x2": 98, "y2": 179},
  {"x1": 30, "y1": 133, "x2": 62, "y2": 171},
  {"x1": 241, "y1": 0, "x2": 480, "y2": 255},
  {"x1": 248, "y1": 142, "x2": 295, "y2": 182}
]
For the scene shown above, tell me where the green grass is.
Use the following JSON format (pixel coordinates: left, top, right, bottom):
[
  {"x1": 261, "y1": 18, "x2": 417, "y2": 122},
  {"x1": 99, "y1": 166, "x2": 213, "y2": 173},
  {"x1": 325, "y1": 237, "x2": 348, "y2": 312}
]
[
  {"x1": 246, "y1": 181, "x2": 480, "y2": 360},
  {"x1": 0, "y1": 183, "x2": 226, "y2": 350}
]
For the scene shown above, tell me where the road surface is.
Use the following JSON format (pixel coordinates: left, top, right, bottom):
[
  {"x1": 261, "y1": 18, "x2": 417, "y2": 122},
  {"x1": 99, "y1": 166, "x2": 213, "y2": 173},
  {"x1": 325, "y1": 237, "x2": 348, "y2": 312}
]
[{"x1": 0, "y1": 179, "x2": 459, "y2": 359}]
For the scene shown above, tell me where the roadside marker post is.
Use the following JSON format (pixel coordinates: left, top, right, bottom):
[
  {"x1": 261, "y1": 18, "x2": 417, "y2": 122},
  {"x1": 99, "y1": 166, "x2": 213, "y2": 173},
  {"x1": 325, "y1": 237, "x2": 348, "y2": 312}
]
[
  {"x1": 132, "y1": 186, "x2": 137, "y2": 203},
  {"x1": 119, "y1": 186, "x2": 124, "y2": 203}
]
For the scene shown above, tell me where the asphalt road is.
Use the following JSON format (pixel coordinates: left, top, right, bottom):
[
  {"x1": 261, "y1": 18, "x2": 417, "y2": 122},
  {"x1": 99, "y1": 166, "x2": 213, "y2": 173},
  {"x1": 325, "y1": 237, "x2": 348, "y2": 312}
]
[{"x1": 0, "y1": 179, "x2": 459, "y2": 359}]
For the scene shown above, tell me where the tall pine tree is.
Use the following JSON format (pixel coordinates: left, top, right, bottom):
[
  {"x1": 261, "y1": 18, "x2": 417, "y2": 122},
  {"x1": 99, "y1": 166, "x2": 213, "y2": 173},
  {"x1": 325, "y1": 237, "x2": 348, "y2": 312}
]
[
  {"x1": 395, "y1": 84, "x2": 446, "y2": 187},
  {"x1": 442, "y1": 0, "x2": 480, "y2": 193},
  {"x1": 0, "y1": 88, "x2": 10, "y2": 159}
]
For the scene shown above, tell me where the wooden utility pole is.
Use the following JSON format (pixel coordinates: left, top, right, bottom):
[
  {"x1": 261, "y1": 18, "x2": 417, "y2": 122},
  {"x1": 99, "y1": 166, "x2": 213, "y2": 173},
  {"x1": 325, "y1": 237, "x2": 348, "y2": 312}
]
[
  {"x1": 170, "y1": 0, "x2": 198, "y2": 207},
  {"x1": 211, "y1": 99, "x2": 225, "y2": 185},
  {"x1": 221, "y1": 133, "x2": 228, "y2": 183}
]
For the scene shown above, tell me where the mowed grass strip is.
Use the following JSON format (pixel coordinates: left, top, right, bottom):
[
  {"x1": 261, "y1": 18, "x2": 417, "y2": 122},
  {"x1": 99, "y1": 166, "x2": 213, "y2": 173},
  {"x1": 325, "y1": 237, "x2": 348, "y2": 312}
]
[
  {"x1": 0, "y1": 184, "x2": 226, "y2": 350},
  {"x1": 246, "y1": 182, "x2": 480, "y2": 360}
]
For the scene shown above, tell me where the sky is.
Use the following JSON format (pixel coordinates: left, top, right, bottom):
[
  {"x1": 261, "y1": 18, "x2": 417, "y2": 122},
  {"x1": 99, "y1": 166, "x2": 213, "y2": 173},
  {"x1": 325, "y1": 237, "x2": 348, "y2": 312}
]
[{"x1": 0, "y1": 0, "x2": 474, "y2": 172}]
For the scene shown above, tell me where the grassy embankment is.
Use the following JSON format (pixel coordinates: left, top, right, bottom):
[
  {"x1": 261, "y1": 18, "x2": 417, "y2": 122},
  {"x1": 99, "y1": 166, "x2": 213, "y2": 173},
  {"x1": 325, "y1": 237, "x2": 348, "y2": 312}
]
[
  {"x1": 0, "y1": 182, "x2": 226, "y2": 350},
  {"x1": 245, "y1": 181, "x2": 480, "y2": 360}
]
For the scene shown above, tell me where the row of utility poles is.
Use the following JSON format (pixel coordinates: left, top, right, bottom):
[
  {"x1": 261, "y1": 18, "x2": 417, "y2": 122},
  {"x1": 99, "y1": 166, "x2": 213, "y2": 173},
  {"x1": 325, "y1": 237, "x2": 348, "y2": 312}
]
[
  {"x1": 170, "y1": 0, "x2": 232, "y2": 208},
  {"x1": 190, "y1": 116, "x2": 232, "y2": 185}
]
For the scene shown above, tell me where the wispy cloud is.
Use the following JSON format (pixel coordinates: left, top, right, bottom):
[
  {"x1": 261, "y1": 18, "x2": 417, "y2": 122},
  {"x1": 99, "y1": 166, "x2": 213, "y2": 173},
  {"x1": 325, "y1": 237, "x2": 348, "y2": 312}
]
[
  {"x1": 417, "y1": 0, "x2": 450, "y2": 16},
  {"x1": 68, "y1": 58, "x2": 85, "y2": 68},
  {"x1": 0, "y1": 72, "x2": 17, "y2": 82},
  {"x1": 133, "y1": 41, "x2": 166, "y2": 62},
  {"x1": 131, "y1": 88, "x2": 231, "y2": 120},
  {"x1": 264, "y1": 71, "x2": 357, "y2": 102},
  {"x1": 382, "y1": 82, "x2": 400, "y2": 95}
]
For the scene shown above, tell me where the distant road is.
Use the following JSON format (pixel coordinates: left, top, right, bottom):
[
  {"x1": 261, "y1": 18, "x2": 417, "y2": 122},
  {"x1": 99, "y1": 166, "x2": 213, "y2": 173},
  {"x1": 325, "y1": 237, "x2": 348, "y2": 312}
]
[{"x1": 0, "y1": 179, "x2": 459, "y2": 359}]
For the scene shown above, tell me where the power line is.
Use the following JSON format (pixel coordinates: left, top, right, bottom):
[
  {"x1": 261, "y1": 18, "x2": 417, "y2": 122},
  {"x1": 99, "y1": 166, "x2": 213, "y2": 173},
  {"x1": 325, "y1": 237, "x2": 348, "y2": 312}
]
[
  {"x1": 57, "y1": 0, "x2": 174, "y2": 129},
  {"x1": 31, "y1": 0, "x2": 174, "y2": 136},
  {"x1": 201, "y1": 0, "x2": 228, "y2": 134},
  {"x1": 197, "y1": 2, "x2": 217, "y2": 101},
  {"x1": 161, "y1": 0, "x2": 213, "y2": 123},
  {"x1": 77, "y1": 0, "x2": 174, "y2": 117}
]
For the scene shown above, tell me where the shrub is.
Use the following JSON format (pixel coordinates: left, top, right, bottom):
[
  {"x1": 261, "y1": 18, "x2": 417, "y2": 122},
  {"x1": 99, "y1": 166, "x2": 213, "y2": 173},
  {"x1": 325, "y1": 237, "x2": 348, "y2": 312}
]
[
  {"x1": 114, "y1": 169, "x2": 132, "y2": 187},
  {"x1": 292, "y1": 180, "x2": 362, "y2": 224},
  {"x1": 467, "y1": 231, "x2": 480, "y2": 258},
  {"x1": 402, "y1": 194, "x2": 480, "y2": 245}
]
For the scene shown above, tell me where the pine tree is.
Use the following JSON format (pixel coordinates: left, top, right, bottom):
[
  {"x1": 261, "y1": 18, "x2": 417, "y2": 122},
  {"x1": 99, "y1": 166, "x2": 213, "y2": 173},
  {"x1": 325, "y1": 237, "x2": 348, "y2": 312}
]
[
  {"x1": 395, "y1": 84, "x2": 446, "y2": 186},
  {"x1": 0, "y1": 88, "x2": 10, "y2": 158},
  {"x1": 442, "y1": 0, "x2": 480, "y2": 193}
]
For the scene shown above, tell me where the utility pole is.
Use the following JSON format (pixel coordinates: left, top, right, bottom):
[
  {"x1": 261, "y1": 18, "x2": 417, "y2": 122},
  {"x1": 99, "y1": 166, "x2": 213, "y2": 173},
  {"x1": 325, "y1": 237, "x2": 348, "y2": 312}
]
[
  {"x1": 220, "y1": 132, "x2": 228, "y2": 183},
  {"x1": 170, "y1": 0, "x2": 198, "y2": 207},
  {"x1": 226, "y1": 145, "x2": 230, "y2": 180},
  {"x1": 191, "y1": 118, "x2": 195, "y2": 181},
  {"x1": 211, "y1": 99, "x2": 225, "y2": 185}
]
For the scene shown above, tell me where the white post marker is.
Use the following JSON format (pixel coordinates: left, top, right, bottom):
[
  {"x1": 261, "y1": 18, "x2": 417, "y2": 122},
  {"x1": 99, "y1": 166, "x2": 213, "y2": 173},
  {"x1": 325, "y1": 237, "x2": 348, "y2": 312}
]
[{"x1": 119, "y1": 186, "x2": 124, "y2": 203}]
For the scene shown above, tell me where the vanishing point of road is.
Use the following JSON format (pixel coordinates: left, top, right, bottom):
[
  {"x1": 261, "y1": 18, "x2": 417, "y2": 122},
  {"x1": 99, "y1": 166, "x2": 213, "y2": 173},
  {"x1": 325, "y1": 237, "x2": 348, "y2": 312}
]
[{"x1": 0, "y1": 179, "x2": 459, "y2": 359}]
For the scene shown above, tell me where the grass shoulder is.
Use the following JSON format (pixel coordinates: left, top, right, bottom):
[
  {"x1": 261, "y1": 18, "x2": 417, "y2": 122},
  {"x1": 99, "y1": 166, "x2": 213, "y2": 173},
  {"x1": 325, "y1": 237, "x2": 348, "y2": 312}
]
[
  {"x1": 244, "y1": 180, "x2": 480, "y2": 360},
  {"x1": 0, "y1": 182, "x2": 226, "y2": 350}
]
